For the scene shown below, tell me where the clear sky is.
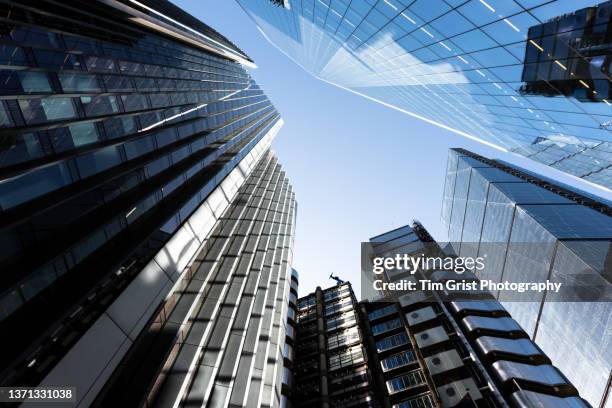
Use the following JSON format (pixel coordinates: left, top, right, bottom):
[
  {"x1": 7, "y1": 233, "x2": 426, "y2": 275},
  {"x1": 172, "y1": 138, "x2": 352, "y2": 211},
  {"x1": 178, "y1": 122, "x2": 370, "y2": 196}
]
[{"x1": 174, "y1": 0, "x2": 612, "y2": 297}]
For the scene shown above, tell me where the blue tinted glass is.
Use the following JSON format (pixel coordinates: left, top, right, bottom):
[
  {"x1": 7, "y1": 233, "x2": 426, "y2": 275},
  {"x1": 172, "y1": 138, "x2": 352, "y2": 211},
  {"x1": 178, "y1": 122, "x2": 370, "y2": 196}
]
[
  {"x1": 0, "y1": 162, "x2": 73, "y2": 209},
  {"x1": 521, "y1": 204, "x2": 612, "y2": 239}
]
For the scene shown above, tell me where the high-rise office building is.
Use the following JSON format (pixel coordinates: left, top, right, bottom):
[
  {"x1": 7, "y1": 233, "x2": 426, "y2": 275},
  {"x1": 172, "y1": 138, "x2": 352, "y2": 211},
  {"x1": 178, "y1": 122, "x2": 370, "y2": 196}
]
[
  {"x1": 442, "y1": 148, "x2": 612, "y2": 407},
  {"x1": 293, "y1": 223, "x2": 590, "y2": 408},
  {"x1": 0, "y1": 1, "x2": 297, "y2": 407},
  {"x1": 237, "y1": 0, "x2": 612, "y2": 188}
]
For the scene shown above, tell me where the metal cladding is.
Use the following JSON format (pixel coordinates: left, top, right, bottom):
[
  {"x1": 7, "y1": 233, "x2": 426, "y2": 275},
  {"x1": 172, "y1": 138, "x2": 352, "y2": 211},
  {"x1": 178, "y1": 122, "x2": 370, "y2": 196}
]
[
  {"x1": 290, "y1": 223, "x2": 591, "y2": 408},
  {"x1": 0, "y1": 2, "x2": 296, "y2": 407}
]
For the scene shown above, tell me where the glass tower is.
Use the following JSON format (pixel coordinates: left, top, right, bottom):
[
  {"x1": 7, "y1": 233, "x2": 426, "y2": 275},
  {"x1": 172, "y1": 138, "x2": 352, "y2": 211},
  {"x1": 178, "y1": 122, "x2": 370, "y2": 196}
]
[
  {"x1": 237, "y1": 0, "x2": 612, "y2": 188},
  {"x1": 0, "y1": 1, "x2": 296, "y2": 407},
  {"x1": 441, "y1": 148, "x2": 612, "y2": 407}
]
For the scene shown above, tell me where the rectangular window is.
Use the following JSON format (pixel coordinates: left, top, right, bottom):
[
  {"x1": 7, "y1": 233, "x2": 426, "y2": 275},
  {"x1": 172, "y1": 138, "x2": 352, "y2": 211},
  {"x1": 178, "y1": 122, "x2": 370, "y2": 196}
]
[
  {"x1": 33, "y1": 50, "x2": 81, "y2": 70},
  {"x1": 0, "y1": 132, "x2": 43, "y2": 166},
  {"x1": 41, "y1": 98, "x2": 76, "y2": 121},
  {"x1": 0, "y1": 162, "x2": 73, "y2": 209},
  {"x1": 368, "y1": 304, "x2": 397, "y2": 321},
  {"x1": 371, "y1": 318, "x2": 402, "y2": 335},
  {"x1": 19, "y1": 98, "x2": 76, "y2": 124},
  {"x1": 75, "y1": 145, "x2": 122, "y2": 178},
  {"x1": 328, "y1": 346, "x2": 364, "y2": 371},
  {"x1": 386, "y1": 370, "x2": 426, "y2": 394},
  {"x1": 18, "y1": 71, "x2": 52, "y2": 93},
  {"x1": 376, "y1": 332, "x2": 409, "y2": 352},
  {"x1": 80, "y1": 95, "x2": 119, "y2": 117},
  {"x1": 381, "y1": 350, "x2": 417, "y2": 371},
  {"x1": 326, "y1": 310, "x2": 356, "y2": 331},
  {"x1": 58, "y1": 73, "x2": 101, "y2": 92},
  {"x1": 327, "y1": 326, "x2": 360, "y2": 350}
]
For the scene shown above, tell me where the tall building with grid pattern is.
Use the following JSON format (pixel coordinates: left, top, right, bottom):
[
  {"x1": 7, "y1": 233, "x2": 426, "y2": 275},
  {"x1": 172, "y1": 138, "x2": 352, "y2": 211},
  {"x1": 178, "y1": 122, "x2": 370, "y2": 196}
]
[
  {"x1": 441, "y1": 148, "x2": 612, "y2": 407},
  {"x1": 237, "y1": 0, "x2": 612, "y2": 188},
  {"x1": 292, "y1": 223, "x2": 591, "y2": 408},
  {"x1": 0, "y1": 1, "x2": 297, "y2": 407}
]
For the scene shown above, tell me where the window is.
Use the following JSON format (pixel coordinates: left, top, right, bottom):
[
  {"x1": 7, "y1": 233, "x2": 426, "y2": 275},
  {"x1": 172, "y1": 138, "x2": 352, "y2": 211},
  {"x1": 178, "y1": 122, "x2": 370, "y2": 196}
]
[
  {"x1": 49, "y1": 123, "x2": 99, "y2": 152},
  {"x1": 371, "y1": 318, "x2": 402, "y2": 335},
  {"x1": 18, "y1": 72, "x2": 52, "y2": 93},
  {"x1": 0, "y1": 132, "x2": 43, "y2": 166},
  {"x1": 103, "y1": 75, "x2": 133, "y2": 92},
  {"x1": 33, "y1": 50, "x2": 81, "y2": 70},
  {"x1": 85, "y1": 56, "x2": 115, "y2": 72},
  {"x1": 0, "y1": 102, "x2": 12, "y2": 127},
  {"x1": 386, "y1": 370, "x2": 426, "y2": 394},
  {"x1": 80, "y1": 95, "x2": 119, "y2": 117},
  {"x1": 328, "y1": 346, "x2": 364, "y2": 371},
  {"x1": 0, "y1": 162, "x2": 73, "y2": 209},
  {"x1": 381, "y1": 350, "x2": 416, "y2": 371},
  {"x1": 376, "y1": 332, "x2": 409, "y2": 352},
  {"x1": 41, "y1": 98, "x2": 76, "y2": 121},
  {"x1": 327, "y1": 326, "x2": 360, "y2": 350},
  {"x1": 69, "y1": 123, "x2": 99, "y2": 147},
  {"x1": 121, "y1": 94, "x2": 149, "y2": 112},
  {"x1": 103, "y1": 116, "x2": 137, "y2": 140},
  {"x1": 393, "y1": 394, "x2": 436, "y2": 408},
  {"x1": 325, "y1": 296, "x2": 352, "y2": 316},
  {"x1": 368, "y1": 304, "x2": 397, "y2": 321},
  {"x1": 75, "y1": 145, "x2": 122, "y2": 178},
  {"x1": 58, "y1": 73, "x2": 101, "y2": 92},
  {"x1": 326, "y1": 310, "x2": 356, "y2": 331},
  {"x1": 324, "y1": 285, "x2": 351, "y2": 301},
  {"x1": 19, "y1": 98, "x2": 76, "y2": 124}
]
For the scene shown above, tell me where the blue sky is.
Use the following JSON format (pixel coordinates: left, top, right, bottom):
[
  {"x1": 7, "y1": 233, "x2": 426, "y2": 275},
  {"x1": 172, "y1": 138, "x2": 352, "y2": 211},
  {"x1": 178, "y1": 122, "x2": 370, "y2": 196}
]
[{"x1": 175, "y1": 0, "x2": 612, "y2": 297}]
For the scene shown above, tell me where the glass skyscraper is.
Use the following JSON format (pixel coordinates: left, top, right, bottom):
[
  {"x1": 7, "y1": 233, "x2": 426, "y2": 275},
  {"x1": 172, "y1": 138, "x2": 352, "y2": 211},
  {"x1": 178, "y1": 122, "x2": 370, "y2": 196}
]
[
  {"x1": 237, "y1": 0, "x2": 612, "y2": 188},
  {"x1": 0, "y1": 1, "x2": 297, "y2": 407},
  {"x1": 442, "y1": 148, "x2": 612, "y2": 407}
]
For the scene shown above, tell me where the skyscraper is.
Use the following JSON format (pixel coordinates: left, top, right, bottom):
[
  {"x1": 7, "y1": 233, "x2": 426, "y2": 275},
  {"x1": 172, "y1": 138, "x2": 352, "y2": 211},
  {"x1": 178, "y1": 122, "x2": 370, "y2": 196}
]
[
  {"x1": 442, "y1": 147, "x2": 612, "y2": 407},
  {"x1": 292, "y1": 223, "x2": 591, "y2": 408},
  {"x1": 237, "y1": 0, "x2": 612, "y2": 188},
  {"x1": 0, "y1": 1, "x2": 297, "y2": 407}
]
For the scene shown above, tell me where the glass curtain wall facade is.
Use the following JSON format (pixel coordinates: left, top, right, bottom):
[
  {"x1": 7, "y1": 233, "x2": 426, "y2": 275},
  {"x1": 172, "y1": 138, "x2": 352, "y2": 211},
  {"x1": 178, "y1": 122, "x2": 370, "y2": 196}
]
[
  {"x1": 441, "y1": 148, "x2": 612, "y2": 407},
  {"x1": 237, "y1": 0, "x2": 612, "y2": 188},
  {"x1": 0, "y1": 1, "x2": 294, "y2": 407}
]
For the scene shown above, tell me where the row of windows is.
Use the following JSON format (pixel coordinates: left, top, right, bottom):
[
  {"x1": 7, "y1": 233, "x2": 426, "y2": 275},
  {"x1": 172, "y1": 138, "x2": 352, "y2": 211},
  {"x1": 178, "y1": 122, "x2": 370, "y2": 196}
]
[
  {"x1": 324, "y1": 296, "x2": 353, "y2": 316},
  {"x1": 323, "y1": 284, "x2": 352, "y2": 301},
  {"x1": 0, "y1": 98, "x2": 273, "y2": 210},
  {"x1": 367, "y1": 304, "x2": 397, "y2": 321},
  {"x1": 371, "y1": 317, "x2": 403, "y2": 335},
  {"x1": 386, "y1": 370, "x2": 427, "y2": 394},
  {"x1": 0, "y1": 100, "x2": 273, "y2": 262},
  {"x1": 298, "y1": 296, "x2": 316, "y2": 310},
  {"x1": 0, "y1": 111, "x2": 280, "y2": 320},
  {"x1": 326, "y1": 310, "x2": 357, "y2": 331},
  {"x1": 327, "y1": 326, "x2": 361, "y2": 350},
  {"x1": 328, "y1": 346, "x2": 365, "y2": 371},
  {"x1": 376, "y1": 332, "x2": 409, "y2": 352},
  {"x1": 381, "y1": 350, "x2": 417, "y2": 372},
  {"x1": 392, "y1": 394, "x2": 436, "y2": 408},
  {"x1": 1, "y1": 91, "x2": 268, "y2": 168},
  {"x1": 9, "y1": 25, "x2": 247, "y2": 78}
]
